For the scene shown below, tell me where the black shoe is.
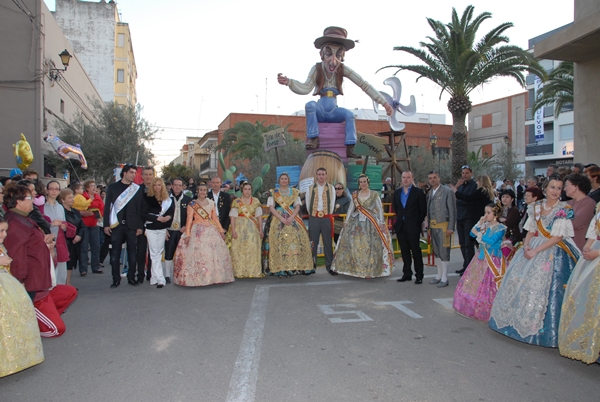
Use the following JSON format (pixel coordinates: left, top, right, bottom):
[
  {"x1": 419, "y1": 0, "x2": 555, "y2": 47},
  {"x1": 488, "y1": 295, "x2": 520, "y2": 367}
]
[
  {"x1": 328, "y1": 270, "x2": 338, "y2": 276},
  {"x1": 137, "y1": 278, "x2": 144, "y2": 284},
  {"x1": 165, "y1": 277, "x2": 171, "y2": 284},
  {"x1": 110, "y1": 281, "x2": 120, "y2": 288},
  {"x1": 127, "y1": 279, "x2": 139, "y2": 286},
  {"x1": 396, "y1": 276, "x2": 412, "y2": 282},
  {"x1": 455, "y1": 268, "x2": 466, "y2": 275},
  {"x1": 146, "y1": 274, "x2": 151, "y2": 281},
  {"x1": 414, "y1": 278, "x2": 423, "y2": 284},
  {"x1": 92, "y1": 270, "x2": 103, "y2": 274},
  {"x1": 157, "y1": 284, "x2": 164, "y2": 289}
]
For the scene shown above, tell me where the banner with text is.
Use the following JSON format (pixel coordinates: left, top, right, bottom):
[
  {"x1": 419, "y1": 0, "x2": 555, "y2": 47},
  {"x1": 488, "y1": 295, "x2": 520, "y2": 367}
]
[{"x1": 534, "y1": 78, "x2": 545, "y2": 143}]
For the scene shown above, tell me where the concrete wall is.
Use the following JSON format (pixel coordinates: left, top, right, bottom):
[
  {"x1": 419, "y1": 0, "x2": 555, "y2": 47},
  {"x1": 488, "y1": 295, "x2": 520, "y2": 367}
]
[
  {"x1": 0, "y1": 0, "x2": 103, "y2": 175},
  {"x1": 54, "y1": 0, "x2": 117, "y2": 103},
  {"x1": 467, "y1": 93, "x2": 527, "y2": 163},
  {"x1": 575, "y1": 0, "x2": 600, "y2": 20},
  {"x1": 114, "y1": 22, "x2": 137, "y2": 106},
  {"x1": 574, "y1": 57, "x2": 600, "y2": 165}
]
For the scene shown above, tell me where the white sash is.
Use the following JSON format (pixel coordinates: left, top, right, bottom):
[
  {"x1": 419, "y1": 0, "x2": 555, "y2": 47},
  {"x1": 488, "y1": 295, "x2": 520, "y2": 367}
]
[
  {"x1": 109, "y1": 183, "x2": 140, "y2": 228},
  {"x1": 145, "y1": 197, "x2": 173, "y2": 226}
]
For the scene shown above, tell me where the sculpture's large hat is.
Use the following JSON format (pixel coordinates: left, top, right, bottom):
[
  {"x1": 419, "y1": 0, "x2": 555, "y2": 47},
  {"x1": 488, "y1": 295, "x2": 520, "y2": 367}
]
[{"x1": 314, "y1": 27, "x2": 355, "y2": 50}]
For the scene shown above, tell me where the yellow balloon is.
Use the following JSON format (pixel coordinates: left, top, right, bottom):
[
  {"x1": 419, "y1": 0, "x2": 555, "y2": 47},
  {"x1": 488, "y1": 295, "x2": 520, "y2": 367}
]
[{"x1": 13, "y1": 133, "x2": 34, "y2": 170}]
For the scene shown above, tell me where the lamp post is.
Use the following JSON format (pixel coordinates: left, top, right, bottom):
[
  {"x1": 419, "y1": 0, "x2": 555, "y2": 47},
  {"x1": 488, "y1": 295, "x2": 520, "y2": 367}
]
[
  {"x1": 430, "y1": 134, "x2": 439, "y2": 171},
  {"x1": 49, "y1": 49, "x2": 72, "y2": 81}
]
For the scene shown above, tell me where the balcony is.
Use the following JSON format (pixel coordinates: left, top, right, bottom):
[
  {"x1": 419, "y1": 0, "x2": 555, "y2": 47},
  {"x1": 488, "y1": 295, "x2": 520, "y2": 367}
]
[
  {"x1": 526, "y1": 142, "x2": 554, "y2": 156},
  {"x1": 525, "y1": 107, "x2": 555, "y2": 120},
  {"x1": 200, "y1": 157, "x2": 218, "y2": 174}
]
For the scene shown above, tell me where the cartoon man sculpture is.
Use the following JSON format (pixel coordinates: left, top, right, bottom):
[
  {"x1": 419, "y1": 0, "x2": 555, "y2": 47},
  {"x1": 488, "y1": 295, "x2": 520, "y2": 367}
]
[{"x1": 277, "y1": 26, "x2": 393, "y2": 158}]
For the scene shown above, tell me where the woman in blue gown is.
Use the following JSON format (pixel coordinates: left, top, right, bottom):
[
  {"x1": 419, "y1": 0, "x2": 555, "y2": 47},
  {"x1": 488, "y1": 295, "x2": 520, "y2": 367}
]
[{"x1": 489, "y1": 177, "x2": 580, "y2": 347}]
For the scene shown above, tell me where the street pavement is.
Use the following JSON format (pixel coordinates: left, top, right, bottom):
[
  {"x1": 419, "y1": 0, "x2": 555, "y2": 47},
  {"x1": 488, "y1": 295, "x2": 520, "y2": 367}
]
[{"x1": 1, "y1": 248, "x2": 599, "y2": 402}]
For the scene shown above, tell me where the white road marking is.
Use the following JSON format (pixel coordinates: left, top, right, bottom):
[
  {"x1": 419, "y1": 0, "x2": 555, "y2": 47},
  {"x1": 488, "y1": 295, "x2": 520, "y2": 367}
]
[
  {"x1": 433, "y1": 298, "x2": 455, "y2": 309},
  {"x1": 226, "y1": 285, "x2": 269, "y2": 402},
  {"x1": 318, "y1": 304, "x2": 374, "y2": 323},
  {"x1": 373, "y1": 300, "x2": 423, "y2": 318}
]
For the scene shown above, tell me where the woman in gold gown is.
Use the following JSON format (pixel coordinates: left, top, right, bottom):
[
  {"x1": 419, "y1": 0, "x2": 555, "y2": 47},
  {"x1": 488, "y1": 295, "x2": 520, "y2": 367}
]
[
  {"x1": 229, "y1": 182, "x2": 264, "y2": 278},
  {"x1": 263, "y1": 173, "x2": 313, "y2": 277},
  {"x1": 332, "y1": 174, "x2": 394, "y2": 278},
  {"x1": 0, "y1": 216, "x2": 45, "y2": 377}
]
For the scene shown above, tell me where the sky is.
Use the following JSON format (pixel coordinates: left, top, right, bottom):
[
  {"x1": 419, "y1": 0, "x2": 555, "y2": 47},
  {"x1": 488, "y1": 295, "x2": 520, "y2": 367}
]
[{"x1": 45, "y1": 0, "x2": 575, "y2": 169}]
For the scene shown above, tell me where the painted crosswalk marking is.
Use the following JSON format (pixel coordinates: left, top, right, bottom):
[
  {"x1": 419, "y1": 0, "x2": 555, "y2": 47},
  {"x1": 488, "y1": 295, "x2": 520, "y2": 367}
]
[{"x1": 373, "y1": 300, "x2": 423, "y2": 318}]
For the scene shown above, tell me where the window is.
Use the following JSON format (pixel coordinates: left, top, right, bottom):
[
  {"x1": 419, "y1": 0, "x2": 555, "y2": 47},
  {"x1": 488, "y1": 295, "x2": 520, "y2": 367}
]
[
  {"x1": 118, "y1": 33, "x2": 125, "y2": 47},
  {"x1": 473, "y1": 116, "x2": 482, "y2": 129},
  {"x1": 60, "y1": 99, "x2": 64, "y2": 114},
  {"x1": 117, "y1": 69, "x2": 124, "y2": 83},
  {"x1": 559, "y1": 123, "x2": 574, "y2": 140},
  {"x1": 492, "y1": 112, "x2": 501, "y2": 126}
]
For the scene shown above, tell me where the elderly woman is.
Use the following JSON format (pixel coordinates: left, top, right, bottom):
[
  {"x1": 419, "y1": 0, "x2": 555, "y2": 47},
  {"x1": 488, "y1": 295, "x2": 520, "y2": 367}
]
[
  {"x1": 586, "y1": 166, "x2": 600, "y2": 203},
  {"x1": 564, "y1": 173, "x2": 596, "y2": 250},
  {"x1": 59, "y1": 189, "x2": 84, "y2": 286},
  {"x1": 489, "y1": 176, "x2": 580, "y2": 347},
  {"x1": 333, "y1": 182, "x2": 351, "y2": 243},
  {"x1": 143, "y1": 178, "x2": 174, "y2": 288},
  {"x1": 44, "y1": 180, "x2": 68, "y2": 284}
]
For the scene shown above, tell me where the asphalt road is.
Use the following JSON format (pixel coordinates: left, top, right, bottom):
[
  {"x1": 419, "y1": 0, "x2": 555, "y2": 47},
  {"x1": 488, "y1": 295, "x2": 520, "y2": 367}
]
[{"x1": 1, "y1": 249, "x2": 599, "y2": 402}]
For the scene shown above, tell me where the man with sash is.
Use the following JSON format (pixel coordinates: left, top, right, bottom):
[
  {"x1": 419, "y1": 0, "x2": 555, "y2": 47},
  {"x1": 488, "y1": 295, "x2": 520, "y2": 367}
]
[
  {"x1": 207, "y1": 176, "x2": 232, "y2": 232},
  {"x1": 164, "y1": 178, "x2": 191, "y2": 284},
  {"x1": 305, "y1": 167, "x2": 336, "y2": 275},
  {"x1": 103, "y1": 164, "x2": 145, "y2": 288},
  {"x1": 425, "y1": 170, "x2": 456, "y2": 288}
]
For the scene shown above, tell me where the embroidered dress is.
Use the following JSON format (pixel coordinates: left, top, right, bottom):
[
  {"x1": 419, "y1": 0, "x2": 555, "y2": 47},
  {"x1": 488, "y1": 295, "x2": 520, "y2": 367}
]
[
  {"x1": 558, "y1": 205, "x2": 600, "y2": 363},
  {"x1": 173, "y1": 199, "x2": 234, "y2": 287},
  {"x1": 262, "y1": 188, "x2": 313, "y2": 276},
  {"x1": 229, "y1": 197, "x2": 264, "y2": 278},
  {"x1": 489, "y1": 201, "x2": 580, "y2": 347},
  {"x1": 0, "y1": 245, "x2": 44, "y2": 377},
  {"x1": 453, "y1": 223, "x2": 507, "y2": 321},
  {"x1": 331, "y1": 190, "x2": 394, "y2": 278}
]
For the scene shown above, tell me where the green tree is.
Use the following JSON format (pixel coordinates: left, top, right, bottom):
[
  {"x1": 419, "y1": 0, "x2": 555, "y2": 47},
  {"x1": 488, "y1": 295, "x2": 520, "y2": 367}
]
[
  {"x1": 238, "y1": 133, "x2": 306, "y2": 202},
  {"x1": 532, "y1": 61, "x2": 573, "y2": 117},
  {"x1": 160, "y1": 163, "x2": 197, "y2": 184},
  {"x1": 215, "y1": 120, "x2": 289, "y2": 162},
  {"x1": 466, "y1": 147, "x2": 496, "y2": 179},
  {"x1": 380, "y1": 5, "x2": 546, "y2": 180},
  {"x1": 487, "y1": 144, "x2": 523, "y2": 183},
  {"x1": 47, "y1": 102, "x2": 157, "y2": 184},
  {"x1": 408, "y1": 145, "x2": 452, "y2": 185}
]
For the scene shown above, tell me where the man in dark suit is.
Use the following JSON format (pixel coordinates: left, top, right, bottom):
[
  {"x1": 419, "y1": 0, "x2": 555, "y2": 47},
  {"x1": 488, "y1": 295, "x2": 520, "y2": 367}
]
[
  {"x1": 103, "y1": 164, "x2": 145, "y2": 288},
  {"x1": 454, "y1": 165, "x2": 478, "y2": 275},
  {"x1": 164, "y1": 178, "x2": 192, "y2": 284},
  {"x1": 393, "y1": 171, "x2": 427, "y2": 284},
  {"x1": 207, "y1": 176, "x2": 232, "y2": 231},
  {"x1": 139, "y1": 166, "x2": 155, "y2": 283}
]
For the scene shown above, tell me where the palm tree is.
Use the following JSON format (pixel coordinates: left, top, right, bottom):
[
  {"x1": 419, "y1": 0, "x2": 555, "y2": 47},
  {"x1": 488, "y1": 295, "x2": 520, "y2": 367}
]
[
  {"x1": 379, "y1": 5, "x2": 546, "y2": 179},
  {"x1": 532, "y1": 61, "x2": 573, "y2": 117},
  {"x1": 215, "y1": 120, "x2": 286, "y2": 162}
]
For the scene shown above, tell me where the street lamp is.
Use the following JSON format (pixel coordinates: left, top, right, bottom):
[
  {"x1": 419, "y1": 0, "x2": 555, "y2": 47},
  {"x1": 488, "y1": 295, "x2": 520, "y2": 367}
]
[
  {"x1": 503, "y1": 135, "x2": 510, "y2": 145},
  {"x1": 49, "y1": 49, "x2": 72, "y2": 81},
  {"x1": 430, "y1": 134, "x2": 439, "y2": 170}
]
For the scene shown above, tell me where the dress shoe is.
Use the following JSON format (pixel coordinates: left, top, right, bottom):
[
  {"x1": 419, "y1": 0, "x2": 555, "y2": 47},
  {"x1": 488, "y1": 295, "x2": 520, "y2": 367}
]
[
  {"x1": 127, "y1": 279, "x2": 139, "y2": 286},
  {"x1": 455, "y1": 268, "x2": 466, "y2": 275},
  {"x1": 429, "y1": 278, "x2": 442, "y2": 285},
  {"x1": 157, "y1": 284, "x2": 164, "y2": 289},
  {"x1": 396, "y1": 276, "x2": 412, "y2": 282},
  {"x1": 305, "y1": 137, "x2": 320, "y2": 150},
  {"x1": 80, "y1": 272, "x2": 87, "y2": 277},
  {"x1": 165, "y1": 277, "x2": 171, "y2": 284},
  {"x1": 414, "y1": 278, "x2": 423, "y2": 284},
  {"x1": 329, "y1": 270, "x2": 338, "y2": 276},
  {"x1": 137, "y1": 278, "x2": 144, "y2": 285},
  {"x1": 110, "y1": 281, "x2": 120, "y2": 288},
  {"x1": 437, "y1": 280, "x2": 449, "y2": 288},
  {"x1": 92, "y1": 270, "x2": 103, "y2": 274}
]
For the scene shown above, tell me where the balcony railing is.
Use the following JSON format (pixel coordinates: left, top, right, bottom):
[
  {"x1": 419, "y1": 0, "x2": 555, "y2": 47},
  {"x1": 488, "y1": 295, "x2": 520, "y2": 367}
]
[
  {"x1": 200, "y1": 157, "x2": 218, "y2": 172},
  {"x1": 526, "y1": 142, "x2": 554, "y2": 156},
  {"x1": 525, "y1": 107, "x2": 555, "y2": 120}
]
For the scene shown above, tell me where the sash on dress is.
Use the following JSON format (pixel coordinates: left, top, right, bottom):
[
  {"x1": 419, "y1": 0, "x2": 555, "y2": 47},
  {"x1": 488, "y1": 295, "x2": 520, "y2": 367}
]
[
  {"x1": 273, "y1": 189, "x2": 308, "y2": 234},
  {"x1": 535, "y1": 218, "x2": 577, "y2": 263},
  {"x1": 109, "y1": 183, "x2": 140, "y2": 228},
  {"x1": 352, "y1": 192, "x2": 393, "y2": 263},
  {"x1": 234, "y1": 198, "x2": 260, "y2": 233},
  {"x1": 483, "y1": 248, "x2": 507, "y2": 290},
  {"x1": 190, "y1": 201, "x2": 223, "y2": 232}
]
